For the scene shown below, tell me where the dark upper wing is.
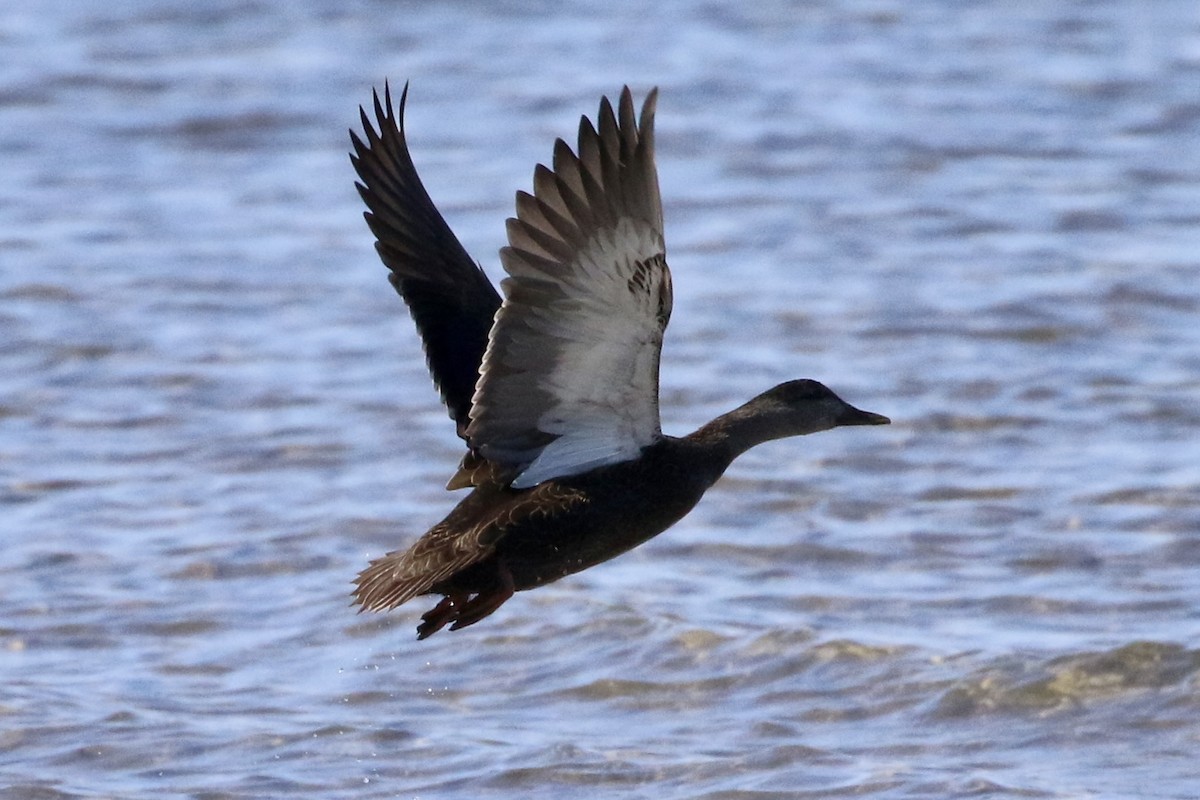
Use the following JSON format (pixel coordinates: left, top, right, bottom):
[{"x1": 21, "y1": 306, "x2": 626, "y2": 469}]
[{"x1": 350, "y1": 82, "x2": 502, "y2": 438}]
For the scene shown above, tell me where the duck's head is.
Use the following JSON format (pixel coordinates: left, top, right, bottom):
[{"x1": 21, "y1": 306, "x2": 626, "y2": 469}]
[{"x1": 744, "y1": 379, "x2": 890, "y2": 439}]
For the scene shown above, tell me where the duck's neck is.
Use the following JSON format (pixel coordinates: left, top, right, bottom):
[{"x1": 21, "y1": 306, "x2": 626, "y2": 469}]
[{"x1": 683, "y1": 401, "x2": 790, "y2": 470}]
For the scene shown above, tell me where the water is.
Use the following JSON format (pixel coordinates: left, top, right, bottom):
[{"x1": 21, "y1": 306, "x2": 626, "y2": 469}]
[{"x1": 4, "y1": 1, "x2": 1200, "y2": 797}]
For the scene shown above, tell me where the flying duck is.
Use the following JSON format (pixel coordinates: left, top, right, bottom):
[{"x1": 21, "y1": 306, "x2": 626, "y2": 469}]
[{"x1": 349, "y1": 84, "x2": 889, "y2": 639}]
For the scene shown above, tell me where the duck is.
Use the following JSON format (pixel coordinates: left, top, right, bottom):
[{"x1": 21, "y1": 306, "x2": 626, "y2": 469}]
[{"x1": 348, "y1": 83, "x2": 889, "y2": 639}]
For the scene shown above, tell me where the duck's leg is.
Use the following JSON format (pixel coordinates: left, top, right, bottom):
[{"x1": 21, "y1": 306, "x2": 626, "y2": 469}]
[
  {"x1": 417, "y1": 591, "x2": 468, "y2": 639},
  {"x1": 449, "y1": 562, "x2": 515, "y2": 632}
]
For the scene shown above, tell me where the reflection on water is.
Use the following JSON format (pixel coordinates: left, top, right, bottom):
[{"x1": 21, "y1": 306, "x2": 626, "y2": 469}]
[{"x1": 4, "y1": 1, "x2": 1200, "y2": 797}]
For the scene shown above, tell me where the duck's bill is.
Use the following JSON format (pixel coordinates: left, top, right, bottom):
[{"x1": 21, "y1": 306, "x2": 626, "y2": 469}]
[{"x1": 837, "y1": 405, "x2": 891, "y2": 426}]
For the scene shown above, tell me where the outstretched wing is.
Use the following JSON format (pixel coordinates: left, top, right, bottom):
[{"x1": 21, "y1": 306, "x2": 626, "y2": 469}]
[
  {"x1": 350, "y1": 82, "x2": 502, "y2": 438},
  {"x1": 466, "y1": 87, "x2": 671, "y2": 489}
]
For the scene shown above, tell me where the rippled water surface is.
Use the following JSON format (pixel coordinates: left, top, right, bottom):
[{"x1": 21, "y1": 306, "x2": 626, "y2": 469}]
[{"x1": 5, "y1": 1, "x2": 1200, "y2": 798}]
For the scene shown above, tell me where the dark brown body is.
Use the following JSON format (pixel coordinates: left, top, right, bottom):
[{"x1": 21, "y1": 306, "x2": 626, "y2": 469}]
[
  {"x1": 353, "y1": 382, "x2": 888, "y2": 638},
  {"x1": 433, "y1": 437, "x2": 730, "y2": 596}
]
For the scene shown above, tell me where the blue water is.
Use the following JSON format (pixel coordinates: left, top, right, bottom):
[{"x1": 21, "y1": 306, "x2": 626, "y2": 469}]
[{"x1": 4, "y1": 1, "x2": 1200, "y2": 797}]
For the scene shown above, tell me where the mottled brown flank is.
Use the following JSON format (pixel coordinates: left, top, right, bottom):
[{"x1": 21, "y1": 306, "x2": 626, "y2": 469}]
[{"x1": 355, "y1": 438, "x2": 730, "y2": 637}]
